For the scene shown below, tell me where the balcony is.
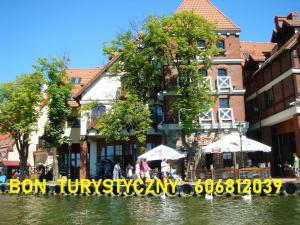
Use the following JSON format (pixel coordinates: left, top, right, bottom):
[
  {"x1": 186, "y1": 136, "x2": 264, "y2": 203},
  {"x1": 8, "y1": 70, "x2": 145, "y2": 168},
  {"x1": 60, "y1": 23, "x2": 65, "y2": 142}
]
[
  {"x1": 218, "y1": 108, "x2": 234, "y2": 123},
  {"x1": 199, "y1": 77, "x2": 212, "y2": 90},
  {"x1": 216, "y1": 76, "x2": 232, "y2": 91},
  {"x1": 87, "y1": 116, "x2": 100, "y2": 130},
  {"x1": 199, "y1": 109, "x2": 214, "y2": 123}
]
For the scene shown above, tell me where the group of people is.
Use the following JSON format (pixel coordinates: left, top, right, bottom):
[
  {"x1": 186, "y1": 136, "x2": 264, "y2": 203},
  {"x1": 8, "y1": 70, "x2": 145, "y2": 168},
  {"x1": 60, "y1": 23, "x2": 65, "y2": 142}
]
[{"x1": 112, "y1": 158, "x2": 174, "y2": 180}]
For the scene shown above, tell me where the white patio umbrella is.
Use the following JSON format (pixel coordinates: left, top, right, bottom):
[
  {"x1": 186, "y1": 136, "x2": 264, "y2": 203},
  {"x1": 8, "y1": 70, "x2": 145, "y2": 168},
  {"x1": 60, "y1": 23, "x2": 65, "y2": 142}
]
[
  {"x1": 202, "y1": 133, "x2": 271, "y2": 154},
  {"x1": 138, "y1": 144, "x2": 187, "y2": 161}
]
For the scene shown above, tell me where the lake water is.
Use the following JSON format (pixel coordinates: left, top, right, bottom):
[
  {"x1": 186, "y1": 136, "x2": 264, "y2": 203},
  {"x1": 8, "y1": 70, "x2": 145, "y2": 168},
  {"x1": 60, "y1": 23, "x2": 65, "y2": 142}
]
[{"x1": 1, "y1": 194, "x2": 300, "y2": 225}]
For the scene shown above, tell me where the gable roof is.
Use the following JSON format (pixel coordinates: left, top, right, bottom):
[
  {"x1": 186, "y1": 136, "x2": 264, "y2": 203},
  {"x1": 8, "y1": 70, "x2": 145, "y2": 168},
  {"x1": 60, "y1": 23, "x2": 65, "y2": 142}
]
[
  {"x1": 240, "y1": 42, "x2": 277, "y2": 62},
  {"x1": 253, "y1": 31, "x2": 300, "y2": 76},
  {"x1": 0, "y1": 134, "x2": 15, "y2": 151},
  {"x1": 73, "y1": 53, "x2": 121, "y2": 99},
  {"x1": 66, "y1": 68, "x2": 101, "y2": 107},
  {"x1": 177, "y1": 0, "x2": 240, "y2": 31}
]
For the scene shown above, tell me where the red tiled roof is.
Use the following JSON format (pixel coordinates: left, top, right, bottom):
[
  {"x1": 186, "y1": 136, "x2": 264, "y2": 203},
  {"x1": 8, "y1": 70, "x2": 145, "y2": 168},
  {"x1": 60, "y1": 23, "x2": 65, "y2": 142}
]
[
  {"x1": 0, "y1": 134, "x2": 15, "y2": 151},
  {"x1": 1, "y1": 160, "x2": 31, "y2": 167},
  {"x1": 74, "y1": 53, "x2": 121, "y2": 98},
  {"x1": 66, "y1": 68, "x2": 101, "y2": 97},
  {"x1": 177, "y1": 0, "x2": 240, "y2": 31},
  {"x1": 240, "y1": 42, "x2": 277, "y2": 62}
]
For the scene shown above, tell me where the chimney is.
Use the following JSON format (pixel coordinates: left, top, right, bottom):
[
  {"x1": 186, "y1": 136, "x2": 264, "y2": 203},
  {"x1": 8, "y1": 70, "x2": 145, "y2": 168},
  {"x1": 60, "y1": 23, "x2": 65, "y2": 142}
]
[{"x1": 287, "y1": 11, "x2": 298, "y2": 21}]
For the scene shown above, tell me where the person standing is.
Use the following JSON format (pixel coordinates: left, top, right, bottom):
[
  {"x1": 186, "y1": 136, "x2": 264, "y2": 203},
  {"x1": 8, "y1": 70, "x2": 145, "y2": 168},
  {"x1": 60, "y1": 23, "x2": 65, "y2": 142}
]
[
  {"x1": 126, "y1": 163, "x2": 134, "y2": 179},
  {"x1": 113, "y1": 161, "x2": 121, "y2": 179},
  {"x1": 293, "y1": 153, "x2": 300, "y2": 181},
  {"x1": 161, "y1": 159, "x2": 168, "y2": 178},
  {"x1": 141, "y1": 159, "x2": 151, "y2": 179},
  {"x1": 135, "y1": 160, "x2": 141, "y2": 179}
]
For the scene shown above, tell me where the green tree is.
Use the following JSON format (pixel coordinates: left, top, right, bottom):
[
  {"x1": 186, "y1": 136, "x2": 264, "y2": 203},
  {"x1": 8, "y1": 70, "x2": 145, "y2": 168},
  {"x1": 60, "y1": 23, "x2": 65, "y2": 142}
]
[
  {"x1": 39, "y1": 57, "x2": 72, "y2": 180},
  {"x1": 84, "y1": 94, "x2": 152, "y2": 148},
  {"x1": 0, "y1": 72, "x2": 44, "y2": 180},
  {"x1": 104, "y1": 11, "x2": 219, "y2": 176}
]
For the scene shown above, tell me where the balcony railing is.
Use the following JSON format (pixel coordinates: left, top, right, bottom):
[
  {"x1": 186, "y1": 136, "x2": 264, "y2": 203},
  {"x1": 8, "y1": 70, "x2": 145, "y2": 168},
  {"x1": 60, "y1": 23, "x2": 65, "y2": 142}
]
[
  {"x1": 217, "y1": 76, "x2": 232, "y2": 90},
  {"x1": 87, "y1": 116, "x2": 100, "y2": 130},
  {"x1": 199, "y1": 77, "x2": 212, "y2": 90},
  {"x1": 199, "y1": 109, "x2": 214, "y2": 123},
  {"x1": 218, "y1": 108, "x2": 234, "y2": 123}
]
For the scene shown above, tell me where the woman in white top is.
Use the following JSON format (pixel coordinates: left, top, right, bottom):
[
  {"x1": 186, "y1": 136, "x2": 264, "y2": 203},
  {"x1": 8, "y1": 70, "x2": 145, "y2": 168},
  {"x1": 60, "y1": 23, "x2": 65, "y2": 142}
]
[
  {"x1": 161, "y1": 159, "x2": 169, "y2": 178},
  {"x1": 135, "y1": 159, "x2": 141, "y2": 179}
]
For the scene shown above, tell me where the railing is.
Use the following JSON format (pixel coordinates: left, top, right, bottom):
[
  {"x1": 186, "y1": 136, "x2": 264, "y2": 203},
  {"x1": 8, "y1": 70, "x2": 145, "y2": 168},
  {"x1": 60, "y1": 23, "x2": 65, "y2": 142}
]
[
  {"x1": 217, "y1": 76, "x2": 232, "y2": 90},
  {"x1": 199, "y1": 109, "x2": 214, "y2": 123},
  {"x1": 218, "y1": 108, "x2": 234, "y2": 123},
  {"x1": 116, "y1": 87, "x2": 125, "y2": 99},
  {"x1": 199, "y1": 77, "x2": 212, "y2": 90},
  {"x1": 87, "y1": 116, "x2": 100, "y2": 130}
]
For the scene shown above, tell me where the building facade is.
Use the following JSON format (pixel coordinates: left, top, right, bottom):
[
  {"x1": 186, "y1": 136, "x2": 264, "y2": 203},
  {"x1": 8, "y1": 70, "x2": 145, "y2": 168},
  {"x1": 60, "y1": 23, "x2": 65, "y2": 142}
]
[{"x1": 243, "y1": 12, "x2": 300, "y2": 175}]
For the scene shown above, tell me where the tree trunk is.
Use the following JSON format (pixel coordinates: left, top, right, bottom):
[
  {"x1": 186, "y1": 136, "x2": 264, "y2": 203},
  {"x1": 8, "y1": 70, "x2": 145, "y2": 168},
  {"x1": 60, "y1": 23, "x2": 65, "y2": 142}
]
[
  {"x1": 16, "y1": 139, "x2": 29, "y2": 181},
  {"x1": 52, "y1": 147, "x2": 59, "y2": 181},
  {"x1": 193, "y1": 151, "x2": 201, "y2": 181},
  {"x1": 19, "y1": 154, "x2": 28, "y2": 180}
]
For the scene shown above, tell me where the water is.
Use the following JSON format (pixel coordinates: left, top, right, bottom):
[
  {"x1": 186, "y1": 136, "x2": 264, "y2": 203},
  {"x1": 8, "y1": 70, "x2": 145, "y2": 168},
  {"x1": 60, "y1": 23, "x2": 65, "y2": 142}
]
[{"x1": 1, "y1": 195, "x2": 300, "y2": 225}]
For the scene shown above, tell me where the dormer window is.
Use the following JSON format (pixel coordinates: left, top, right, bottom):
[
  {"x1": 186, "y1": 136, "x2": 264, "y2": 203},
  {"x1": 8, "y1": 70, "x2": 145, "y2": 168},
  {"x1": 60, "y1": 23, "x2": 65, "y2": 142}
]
[
  {"x1": 71, "y1": 77, "x2": 81, "y2": 84},
  {"x1": 198, "y1": 40, "x2": 206, "y2": 48},
  {"x1": 216, "y1": 40, "x2": 225, "y2": 49}
]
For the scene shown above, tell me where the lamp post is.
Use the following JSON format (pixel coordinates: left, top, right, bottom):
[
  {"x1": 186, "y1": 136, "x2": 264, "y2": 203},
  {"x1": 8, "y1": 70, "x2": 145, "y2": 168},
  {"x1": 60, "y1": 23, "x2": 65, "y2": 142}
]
[
  {"x1": 237, "y1": 123, "x2": 244, "y2": 168},
  {"x1": 67, "y1": 137, "x2": 72, "y2": 179}
]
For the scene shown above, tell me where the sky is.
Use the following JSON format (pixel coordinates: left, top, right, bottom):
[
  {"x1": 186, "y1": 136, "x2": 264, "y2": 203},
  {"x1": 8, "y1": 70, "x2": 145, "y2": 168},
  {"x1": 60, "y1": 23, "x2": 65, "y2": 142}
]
[{"x1": 0, "y1": 0, "x2": 299, "y2": 82}]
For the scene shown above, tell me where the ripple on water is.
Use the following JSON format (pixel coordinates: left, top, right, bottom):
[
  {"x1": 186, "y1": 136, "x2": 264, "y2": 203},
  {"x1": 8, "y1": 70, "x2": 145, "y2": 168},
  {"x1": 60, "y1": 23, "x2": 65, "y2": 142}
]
[{"x1": 1, "y1": 195, "x2": 300, "y2": 225}]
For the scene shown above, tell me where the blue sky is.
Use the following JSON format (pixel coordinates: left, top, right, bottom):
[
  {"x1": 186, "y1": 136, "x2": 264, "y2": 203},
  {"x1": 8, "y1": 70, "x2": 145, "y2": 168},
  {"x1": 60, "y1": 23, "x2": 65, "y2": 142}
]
[{"x1": 0, "y1": 0, "x2": 299, "y2": 82}]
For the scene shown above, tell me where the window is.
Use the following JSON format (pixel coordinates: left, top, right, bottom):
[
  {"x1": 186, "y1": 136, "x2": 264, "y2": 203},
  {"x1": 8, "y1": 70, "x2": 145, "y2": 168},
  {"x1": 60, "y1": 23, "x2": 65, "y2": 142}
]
[
  {"x1": 70, "y1": 77, "x2": 81, "y2": 84},
  {"x1": 146, "y1": 143, "x2": 154, "y2": 150},
  {"x1": 220, "y1": 98, "x2": 229, "y2": 108},
  {"x1": 264, "y1": 89, "x2": 274, "y2": 108},
  {"x1": 198, "y1": 40, "x2": 206, "y2": 48},
  {"x1": 91, "y1": 105, "x2": 106, "y2": 117},
  {"x1": 218, "y1": 68, "x2": 227, "y2": 77},
  {"x1": 106, "y1": 146, "x2": 114, "y2": 161},
  {"x1": 216, "y1": 40, "x2": 225, "y2": 49},
  {"x1": 199, "y1": 69, "x2": 208, "y2": 76}
]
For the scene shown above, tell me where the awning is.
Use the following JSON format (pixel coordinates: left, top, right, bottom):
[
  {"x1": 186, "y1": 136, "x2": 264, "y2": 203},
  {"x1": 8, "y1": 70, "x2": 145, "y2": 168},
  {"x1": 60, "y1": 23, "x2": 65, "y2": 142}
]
[{"x1": 1, "y1": 160, "x2": 31, "y2": 167}]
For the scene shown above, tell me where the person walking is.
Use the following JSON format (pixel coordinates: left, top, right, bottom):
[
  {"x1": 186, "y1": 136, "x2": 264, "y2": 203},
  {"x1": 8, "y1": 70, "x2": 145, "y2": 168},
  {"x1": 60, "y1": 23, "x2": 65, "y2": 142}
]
[{"x1": 293, "y1": 153, "x2": 300, "y2": 181}]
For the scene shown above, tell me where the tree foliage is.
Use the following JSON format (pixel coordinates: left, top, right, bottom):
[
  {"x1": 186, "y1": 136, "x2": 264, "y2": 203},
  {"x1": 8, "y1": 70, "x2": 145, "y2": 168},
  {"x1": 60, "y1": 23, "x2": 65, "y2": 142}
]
[
  {"x1": 103, "y1": 11, "x2": 219, "y2": 138},
  {"x1": 0, "y1": 72, "x2": 44, "y2": 179},
  {"x1": 95, "y1": 94, "x2": 152, "y2": 143},
  {"x1": 39, "y1": 57, "x2": 72, "y2": 147}
]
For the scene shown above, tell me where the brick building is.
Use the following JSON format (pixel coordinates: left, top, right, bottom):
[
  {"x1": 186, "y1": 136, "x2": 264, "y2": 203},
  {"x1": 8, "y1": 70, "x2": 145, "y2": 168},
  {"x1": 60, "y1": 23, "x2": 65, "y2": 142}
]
[
  {"x1": 65, "y1": 0, "x2": 249, "y2": 179},
  {"x1": 160, "y1": 0, "x2": 247, "y2": 169},
  {"x1": 243, "y1": 11, "x2": 300, "y2": 175}
]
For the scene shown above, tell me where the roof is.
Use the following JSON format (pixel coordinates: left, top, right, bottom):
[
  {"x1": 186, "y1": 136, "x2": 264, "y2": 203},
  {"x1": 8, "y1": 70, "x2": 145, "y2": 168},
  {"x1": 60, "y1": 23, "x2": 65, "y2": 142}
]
[
  {"x1": 1, "y1": 160, "x2": 31, "y2": 167},
  {"x1": 74, "y1": 53, "x2": 121, "y2": 98},
  {"x1": 66, "y1": 68, "x2": 101, "y2": 107},
  {"x1": 177, "y1": 0, "x2": 240, "y2": 31},
  {"x1": 0, "y1": 134, "x2": 15, "y2": 151},
  {"x1": 253, "y1": 31, "x2": 300, "y2": 76},
  {"x1": 240, "y1": 42, "x2": 277, "y2": 62}
]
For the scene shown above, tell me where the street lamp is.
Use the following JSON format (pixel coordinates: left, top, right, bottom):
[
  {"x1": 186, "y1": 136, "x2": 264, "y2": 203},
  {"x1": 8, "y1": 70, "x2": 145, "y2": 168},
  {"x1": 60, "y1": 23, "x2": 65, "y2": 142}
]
[
  {"x1": 237, "y1": 123, "x2": 244, "y2": 168},
  {"x1": 67, "y1": 137, "x2": 72, "y2": 179}
]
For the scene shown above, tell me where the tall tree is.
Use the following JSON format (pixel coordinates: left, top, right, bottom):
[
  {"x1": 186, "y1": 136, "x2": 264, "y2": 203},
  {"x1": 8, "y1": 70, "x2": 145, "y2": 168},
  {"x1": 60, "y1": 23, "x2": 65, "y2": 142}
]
[
  {"x1": 103, "y1": 11, "x2": 220, "y2": 176},
  {"x1": 39, "y1": 57, "x2": 72, "y2": 180},
  {"x1": 0, "y1": 72, "x2": 44, "y2": 180}
]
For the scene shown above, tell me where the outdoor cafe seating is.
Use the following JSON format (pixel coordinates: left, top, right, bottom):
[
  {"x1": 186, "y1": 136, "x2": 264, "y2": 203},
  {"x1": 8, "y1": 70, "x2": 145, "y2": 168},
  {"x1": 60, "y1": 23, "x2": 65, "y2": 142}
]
[{"x1": 198, "y1": 133, "x2": 272, "y2": 180}]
